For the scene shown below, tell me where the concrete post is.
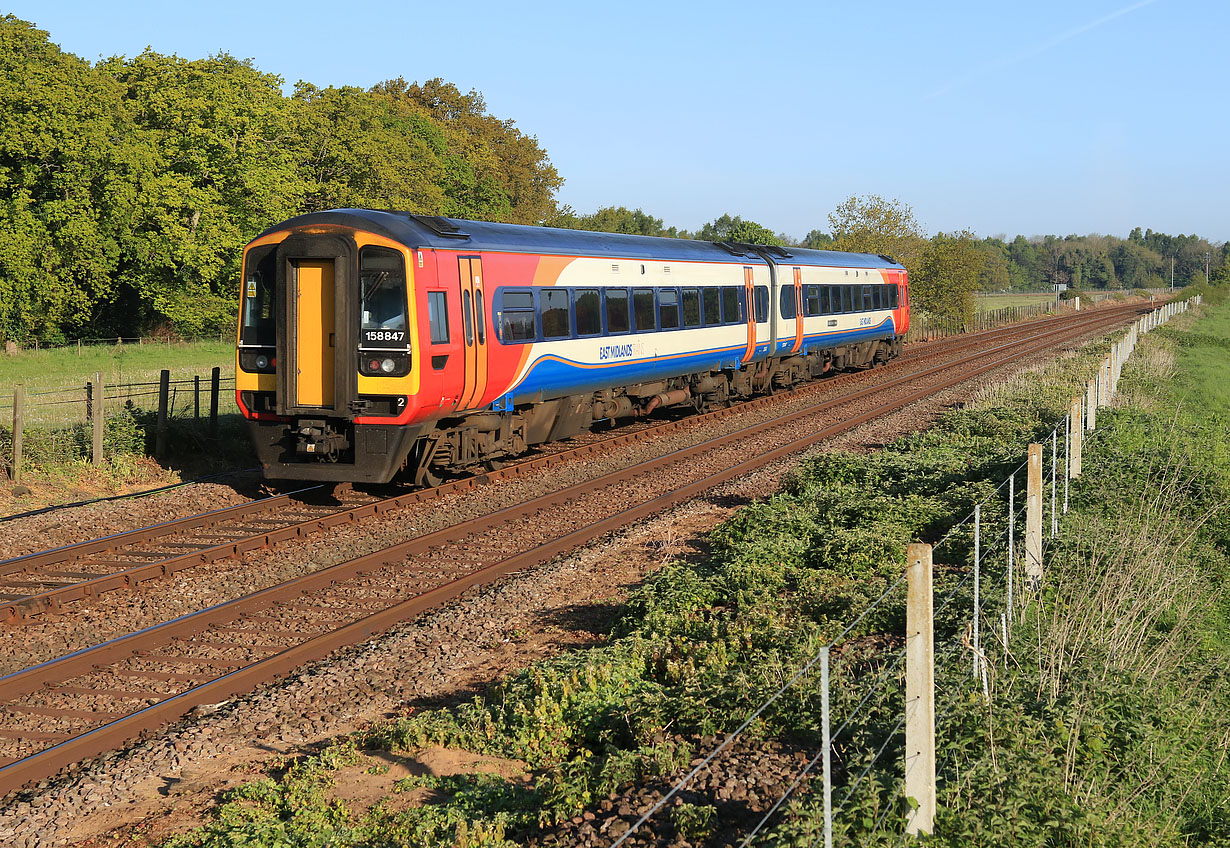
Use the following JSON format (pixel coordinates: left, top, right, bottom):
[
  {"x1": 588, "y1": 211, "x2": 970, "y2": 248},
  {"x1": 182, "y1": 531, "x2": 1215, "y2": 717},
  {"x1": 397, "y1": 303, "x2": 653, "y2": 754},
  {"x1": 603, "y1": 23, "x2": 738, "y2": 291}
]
[
  {"x1": 1025, "y1": 443, "x2": 1043, "y2": 589},
  {"x1": 1069, "y1": 397, "x2": 1082, "y2": 479},
  {"x1": 905, "y1": 543, "x2": 935, "y2": 837},
  {"x1": 1086, "y1": 379, "x2": 1096, "y2": 431}
]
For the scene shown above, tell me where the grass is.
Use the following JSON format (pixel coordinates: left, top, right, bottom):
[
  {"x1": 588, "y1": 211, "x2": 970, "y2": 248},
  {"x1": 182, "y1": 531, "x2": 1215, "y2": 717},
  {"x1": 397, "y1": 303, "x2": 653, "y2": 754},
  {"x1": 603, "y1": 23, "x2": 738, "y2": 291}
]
[
  {"x1": 0, "y1": 338, "x2": 234, "y2": 395},
  {"x1": 153, "y1": 297, "x2": 1223, "y2": 846},
  {"x1": 975, "y1": 292, "x2": 1059, "y2": 311}
]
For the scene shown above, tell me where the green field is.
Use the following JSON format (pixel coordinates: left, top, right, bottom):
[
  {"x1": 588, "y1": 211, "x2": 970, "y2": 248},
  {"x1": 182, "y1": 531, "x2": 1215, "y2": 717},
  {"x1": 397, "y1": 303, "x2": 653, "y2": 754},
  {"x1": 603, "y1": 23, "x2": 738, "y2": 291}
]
[
  {"x1": 0, "y1": 339, "x2": 234, "y2": 395},
  {"x1": 975, "y1": 292, "x2": 1059, "y2": 311}
]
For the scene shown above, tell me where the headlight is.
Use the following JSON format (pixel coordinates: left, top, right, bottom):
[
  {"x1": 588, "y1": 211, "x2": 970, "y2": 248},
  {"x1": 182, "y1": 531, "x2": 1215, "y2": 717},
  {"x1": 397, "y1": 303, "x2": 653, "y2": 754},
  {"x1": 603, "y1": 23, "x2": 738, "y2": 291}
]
[
  {"x1": 240, "y1": 348, "x2": 276, "y2": 373},
  {"x1": 380, "y1": 358, "x2": 396, "y2": 373}
]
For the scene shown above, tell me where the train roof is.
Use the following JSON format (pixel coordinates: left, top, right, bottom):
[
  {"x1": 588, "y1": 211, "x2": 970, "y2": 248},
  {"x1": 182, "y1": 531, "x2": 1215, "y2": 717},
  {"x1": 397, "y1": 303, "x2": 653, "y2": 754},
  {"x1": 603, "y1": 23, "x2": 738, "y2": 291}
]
[{"x1": 258, "y1": 209, "x2": 906, "y2": 271}]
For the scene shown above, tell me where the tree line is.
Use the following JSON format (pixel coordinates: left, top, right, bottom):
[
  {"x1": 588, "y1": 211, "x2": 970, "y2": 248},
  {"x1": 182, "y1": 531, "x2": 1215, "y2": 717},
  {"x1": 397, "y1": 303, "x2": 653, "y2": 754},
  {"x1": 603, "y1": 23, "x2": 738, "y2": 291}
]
[
  {"x1": 3, "y1": 13, "x2": 1226, "y2": 344},
  {"x1": 0, "y1": 15, "x2": 560, "y2": 343},
  {"x1": 551, "y1": 199, "x2": 1229, "y2": 324}
]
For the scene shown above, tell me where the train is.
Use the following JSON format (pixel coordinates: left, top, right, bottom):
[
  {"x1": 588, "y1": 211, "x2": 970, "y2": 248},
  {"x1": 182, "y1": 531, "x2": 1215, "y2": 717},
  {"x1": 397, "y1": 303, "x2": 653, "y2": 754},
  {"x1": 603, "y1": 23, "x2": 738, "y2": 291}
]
[{"x1": 235, "y1": 210, "x2": 909, "y2": 484}]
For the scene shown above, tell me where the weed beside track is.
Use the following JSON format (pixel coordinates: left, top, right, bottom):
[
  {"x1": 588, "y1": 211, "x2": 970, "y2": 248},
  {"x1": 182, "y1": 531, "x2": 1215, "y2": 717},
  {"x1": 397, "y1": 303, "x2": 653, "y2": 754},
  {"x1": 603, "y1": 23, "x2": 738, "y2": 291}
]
[{"x1": 143, "y1": 295, "x2": 1225, "y2": 846}]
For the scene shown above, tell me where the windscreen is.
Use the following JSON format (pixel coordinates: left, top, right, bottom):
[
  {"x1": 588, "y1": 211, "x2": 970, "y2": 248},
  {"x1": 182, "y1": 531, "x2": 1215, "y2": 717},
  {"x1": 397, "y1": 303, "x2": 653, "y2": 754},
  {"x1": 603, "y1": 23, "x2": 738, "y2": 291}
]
[
  {"x1": 359, "y1": 247, "x2": 410, "y2": 349},
  {"x1": 240, "y1": 247, "x2": 276, "y2": 347}
]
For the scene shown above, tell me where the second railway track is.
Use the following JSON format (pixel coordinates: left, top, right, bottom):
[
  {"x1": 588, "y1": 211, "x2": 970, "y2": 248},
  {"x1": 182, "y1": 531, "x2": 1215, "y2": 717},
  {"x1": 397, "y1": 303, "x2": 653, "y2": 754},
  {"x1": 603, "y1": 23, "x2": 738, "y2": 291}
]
[
  {"x1": 0, "y1": 301, "x2": 1149, "y2": 797},
  {"x1": 0, "y1": 302, "x2": 1146, "y2": 627}
]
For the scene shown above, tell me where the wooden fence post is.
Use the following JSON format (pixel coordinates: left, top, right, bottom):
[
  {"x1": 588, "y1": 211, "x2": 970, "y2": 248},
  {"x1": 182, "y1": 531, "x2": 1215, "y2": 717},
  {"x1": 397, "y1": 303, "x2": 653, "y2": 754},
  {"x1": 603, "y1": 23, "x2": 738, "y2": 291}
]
[
  {"x1": 92, "y1": 372, "x2": 104, "y2": 466},
  {"x1": 1069, "y1": 397, "x2": 1082, "y2": 479},
  {"x1": 155, "y1": 369, "x2": 170, "y2": 459},
  {"x1": 905, "y1": 542, "x2": 936, "y2": 837},
  {"x1": 10, "y1": 384, "x2": 24, "y2": 484},
  {"x1": 1025, "y1": 443, "x2": 1044, "y2": 589},
  {"x1": 194, "y1": 375, "x2": 201, "y2": 425},
  {"x1": 209, "y1": 366, "x2": 220, "y2": 438}
]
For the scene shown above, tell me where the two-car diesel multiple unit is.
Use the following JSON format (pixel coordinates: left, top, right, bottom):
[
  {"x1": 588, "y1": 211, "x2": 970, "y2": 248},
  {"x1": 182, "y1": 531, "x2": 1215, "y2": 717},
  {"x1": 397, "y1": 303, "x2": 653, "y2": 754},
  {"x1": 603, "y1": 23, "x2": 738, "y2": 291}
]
[{"x1": 236, "y1": 210, "x2": 909, "y2": 485}]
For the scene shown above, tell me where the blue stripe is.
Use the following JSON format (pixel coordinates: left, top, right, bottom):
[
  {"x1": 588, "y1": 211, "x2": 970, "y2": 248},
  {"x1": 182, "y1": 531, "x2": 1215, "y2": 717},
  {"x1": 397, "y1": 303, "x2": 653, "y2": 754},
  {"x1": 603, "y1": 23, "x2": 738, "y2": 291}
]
[{"x1": 506, "y1": 318, "x2": 895, "y2": 404}]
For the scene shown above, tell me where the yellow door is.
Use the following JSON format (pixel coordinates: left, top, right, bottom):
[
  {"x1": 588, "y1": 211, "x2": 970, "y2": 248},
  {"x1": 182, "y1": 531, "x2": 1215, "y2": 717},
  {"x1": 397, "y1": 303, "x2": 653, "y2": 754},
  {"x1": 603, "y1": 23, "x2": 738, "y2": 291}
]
[{"x1": 295, "y1": 260, "x2": 335, "y2": 408}]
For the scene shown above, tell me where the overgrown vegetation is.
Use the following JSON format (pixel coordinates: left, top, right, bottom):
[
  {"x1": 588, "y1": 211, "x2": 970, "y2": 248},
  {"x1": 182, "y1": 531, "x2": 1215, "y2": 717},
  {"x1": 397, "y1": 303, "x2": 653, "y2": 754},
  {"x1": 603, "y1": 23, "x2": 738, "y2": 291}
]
[{"x1": 160, "y1": 294, "x2": 1230, "y2": 846}]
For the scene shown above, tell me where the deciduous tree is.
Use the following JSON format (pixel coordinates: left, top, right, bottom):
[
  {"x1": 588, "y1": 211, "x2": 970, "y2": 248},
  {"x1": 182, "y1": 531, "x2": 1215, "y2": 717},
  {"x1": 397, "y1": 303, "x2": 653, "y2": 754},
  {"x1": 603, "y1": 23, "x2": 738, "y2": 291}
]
[
  {"x1": 912, "y1": 230, "x2": 986, "y2": 325},
  {"x1": 827, "y1": 194, "x2": 925, "y2": 270}
]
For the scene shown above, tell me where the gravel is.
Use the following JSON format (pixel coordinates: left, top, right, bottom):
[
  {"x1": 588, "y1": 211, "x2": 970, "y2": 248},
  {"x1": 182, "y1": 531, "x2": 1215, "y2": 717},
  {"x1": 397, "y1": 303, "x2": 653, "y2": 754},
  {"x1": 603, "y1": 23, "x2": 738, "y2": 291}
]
[{"x1": 0, "y1": 310, "x2": 1139, "y2": 846}]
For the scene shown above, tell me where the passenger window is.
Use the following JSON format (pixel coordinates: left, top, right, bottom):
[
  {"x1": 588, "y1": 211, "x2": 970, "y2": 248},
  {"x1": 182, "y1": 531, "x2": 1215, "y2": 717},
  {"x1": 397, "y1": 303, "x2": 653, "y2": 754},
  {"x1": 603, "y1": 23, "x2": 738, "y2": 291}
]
[
  {"x1": 890, "y1": 285, "x2": 900, "y2": 308},
  {"x1": 702, "y1": 288, "x2": 721, "y2": 325},
  {"x1": 606, "y1": 288, "x2": 630, "y2": 334},
  {"x1": 633, "y1": 287, "x2": 656, "y2": 331},
  {"x1": 542, "y1": 288, "x2": 570, "y2": 339},
  {"x1": 780, "y1": 284, "x2": 796, "y2": 320},
  {"x1": 806, "y1": 285, "x2": 820, "y2": 317},
  {"x1": 462, "y1": 290, "x2": 474, "y2": 346},
  {"x1": 659, "y1": 288, "x2": 680, "y2": 329},
  {"x1": 863, "y1": 285, "x2": 874, "y2": 311},
  {"x1": 843, "y1": 286, "x2": 855, "y2": 313},
  {"x1": 682, "y1": 288, "x2": 701, "y2": 327},
  {"x1": 755, "y1": 286, "x2": 769, "y2": 323},
  {"x1": 722, "y1": 286, "x2": 741, "y2": 324},
  {"x1": 427, "y1": 291, "x2": 450, "y2": 344},
  {"x1": 499, "y1": 288, "x2": 536, "y2": 343},
  {"x1": 575, "y1": 288, "x2": 601, "y2": 336}
]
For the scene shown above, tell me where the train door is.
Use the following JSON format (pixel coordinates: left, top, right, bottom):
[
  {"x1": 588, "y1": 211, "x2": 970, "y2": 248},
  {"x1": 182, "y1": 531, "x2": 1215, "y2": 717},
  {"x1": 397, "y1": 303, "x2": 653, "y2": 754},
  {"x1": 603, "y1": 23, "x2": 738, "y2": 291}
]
[
  {"x1": 293, "y1": 259, "x2": 335, "y2": 409},
  {"x1": 743, "y1": 266, "x2": 756, "y2": 362},
  {"x1": 792, "y1": 267, "x2": 804, "y2": 353},
  {"x1": 457, "y1": 256, "x2": 489, "y2": 410}
]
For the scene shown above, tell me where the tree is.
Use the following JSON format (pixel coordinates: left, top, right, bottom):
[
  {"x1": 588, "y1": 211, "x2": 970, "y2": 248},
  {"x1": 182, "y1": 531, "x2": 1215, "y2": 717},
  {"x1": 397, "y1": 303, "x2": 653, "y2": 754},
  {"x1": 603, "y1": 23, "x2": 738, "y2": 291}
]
[
  {"x1": 802, "y1": 229, "x2": 835, "y2": 250},
  {"x1": 0, "y1": 15, "x2": 138, "y2": 341},
  {"x1": 695, "y1": 214, "x2": 782, "y2": 246},
  {"x1": 374, "y1": 78, "x2": 562, "y2": 224},
  {"x1": 911, "y1": 230, "x2": 986, "y2": 325},
  {"x1": 100, "y1": 50, "x2": 305, "y2": 334},
  {"x1": 546, "y1": 205, "x2": 679, "y2": 237},
  {"x1": 827, "y1": 194, "x2": 925, "y2": 270},
  {"x1": 291, "y1": 82, "x2": 446, "y2": 214}
]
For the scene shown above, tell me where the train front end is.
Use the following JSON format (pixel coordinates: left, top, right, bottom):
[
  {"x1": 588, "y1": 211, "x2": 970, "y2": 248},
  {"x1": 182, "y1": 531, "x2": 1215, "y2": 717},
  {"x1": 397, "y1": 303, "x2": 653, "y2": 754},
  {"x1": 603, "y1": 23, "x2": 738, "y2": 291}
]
[{"x1": 235, "y1": 216, "x2": 428, "y2": 483}]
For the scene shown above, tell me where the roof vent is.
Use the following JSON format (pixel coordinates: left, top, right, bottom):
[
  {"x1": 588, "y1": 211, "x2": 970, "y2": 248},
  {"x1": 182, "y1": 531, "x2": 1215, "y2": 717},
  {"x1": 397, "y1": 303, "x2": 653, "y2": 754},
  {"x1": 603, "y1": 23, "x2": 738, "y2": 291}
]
[{"x1": 408, "y1": 214, "x2": 471, "y2": 239}]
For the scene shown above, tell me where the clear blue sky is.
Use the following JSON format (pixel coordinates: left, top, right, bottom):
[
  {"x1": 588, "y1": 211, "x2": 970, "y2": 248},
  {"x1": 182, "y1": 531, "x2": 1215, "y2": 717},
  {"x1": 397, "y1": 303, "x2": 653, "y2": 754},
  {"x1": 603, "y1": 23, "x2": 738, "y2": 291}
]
[{"x1": 7, "y1": 0, "x2": 1227, "y2": 242}]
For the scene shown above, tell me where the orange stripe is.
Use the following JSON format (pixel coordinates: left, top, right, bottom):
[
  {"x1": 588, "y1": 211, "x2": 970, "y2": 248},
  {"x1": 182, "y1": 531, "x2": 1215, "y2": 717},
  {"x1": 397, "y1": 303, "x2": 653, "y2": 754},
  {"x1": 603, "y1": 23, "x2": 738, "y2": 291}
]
[
  {"x1": 792, "y1": 267, "x2": 804, "y2": 354},
  {"x1": 743, "y1": 267, "x2": 756, "y2": 363}
]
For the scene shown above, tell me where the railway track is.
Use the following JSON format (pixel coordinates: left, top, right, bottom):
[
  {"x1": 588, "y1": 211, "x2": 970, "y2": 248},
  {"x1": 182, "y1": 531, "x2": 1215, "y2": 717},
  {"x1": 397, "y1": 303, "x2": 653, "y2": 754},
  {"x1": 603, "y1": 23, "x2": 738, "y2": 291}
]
[
  {"x1": 0, "y1": 302, "x2": 1147, "y2": 628},
  {"x1": 0, "y1": 301, "x2": 1149, "y2": 796}
]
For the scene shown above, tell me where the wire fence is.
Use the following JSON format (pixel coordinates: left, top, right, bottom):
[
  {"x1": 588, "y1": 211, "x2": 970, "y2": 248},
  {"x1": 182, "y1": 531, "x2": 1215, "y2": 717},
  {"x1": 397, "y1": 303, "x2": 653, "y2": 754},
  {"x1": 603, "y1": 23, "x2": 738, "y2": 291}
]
[
  {"x1": 1, "y1": 368, "x2": 237, "y2": 474},
  {"x1": 1, "y1": 332, "x2": 232, "y2": 354},
  {"x1": 608, "y1": 294, "x2": 1198, "y2": 846}
]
